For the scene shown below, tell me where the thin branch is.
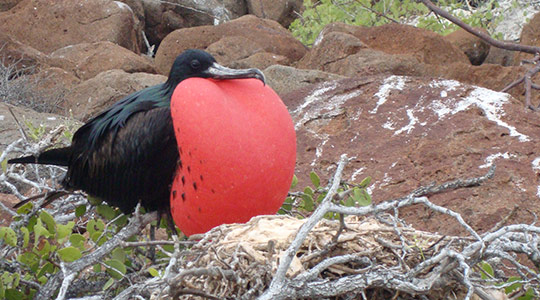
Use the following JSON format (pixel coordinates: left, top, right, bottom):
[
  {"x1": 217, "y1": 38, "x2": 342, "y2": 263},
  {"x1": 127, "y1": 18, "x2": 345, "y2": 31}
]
[{"x1": 418, "y1": 0, "x2": 540, "y2": 55}]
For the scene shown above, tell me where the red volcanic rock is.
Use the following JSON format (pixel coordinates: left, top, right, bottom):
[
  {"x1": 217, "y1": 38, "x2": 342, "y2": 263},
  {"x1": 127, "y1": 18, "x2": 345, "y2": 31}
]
[
  {"x1": 48, "y1": 42, "x2": 155, "y2": 80},
  {"x1": 155, "y1": 15, "x2": 307, "y2": 75},
  {"x1": 64, "y1": 70, "x2": 166, "y2": 121},
  {"x1": 0, "y1": 0, "x2": 140, "y2": 54},
  {"x1": 285, "y1": 75, "x2": 540, "y2": 236}
]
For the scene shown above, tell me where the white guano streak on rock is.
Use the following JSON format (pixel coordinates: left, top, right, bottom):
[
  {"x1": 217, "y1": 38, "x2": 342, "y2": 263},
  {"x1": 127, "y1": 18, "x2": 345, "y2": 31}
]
[
  {"x1": 394, "y1": 109, "x2": 426, "y2": 136},
  {"x1": 429, "y1": 80, "x2": 529, "y2": 142},
  {"x1": 114, "y1": 1, "x2": 130, "y2": 11},
  {"x1": 370, "y1": 75, "x2": 406, "y2": 114},
  {"x1": 532, "y1": 157, "x2": 540, "y2": 198},
  {"x1": 479, "y1": 152, "x2": 513, "y2": 169},
  {"x1": 294, "y1": 82, "x2": 362, "y2": 130}
]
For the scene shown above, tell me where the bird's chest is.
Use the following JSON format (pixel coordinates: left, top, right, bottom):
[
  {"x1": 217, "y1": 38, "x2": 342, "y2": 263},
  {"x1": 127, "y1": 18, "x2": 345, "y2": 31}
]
[{"x1": 169, "y1": 78, "x2": 296, "y2": 235}]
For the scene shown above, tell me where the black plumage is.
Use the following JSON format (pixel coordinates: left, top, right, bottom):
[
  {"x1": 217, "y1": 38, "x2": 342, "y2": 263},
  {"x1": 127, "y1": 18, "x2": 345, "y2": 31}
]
[{"x1": 9, "y1": 49, "x2": 265, "y2": 216}]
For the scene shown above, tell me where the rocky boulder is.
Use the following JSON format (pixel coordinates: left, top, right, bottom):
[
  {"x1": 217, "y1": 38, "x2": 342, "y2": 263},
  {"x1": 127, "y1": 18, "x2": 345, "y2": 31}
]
[
  {"x1": 264, "y1": 65, "x2": 346, "y2": 96},
  {"x1": 297, "y1": 31, "x2": 426, "y2": 77},
  {"x1": 48, "y1": 42, "x2": 156, "y2": 80},
  {"x1": 0, "y1": 0, "x2": 140, "y2": 54},
  {"x1": 0, "y1": 32, "x2": 47, "y2": 73},
  {"x1": 515, "y1": 11, "x2": 540, "y2": 65},
  {"x1": 63, "y1": 70, "x2": 166, "y2": 121},
  {"x1": 139, "y1": 0, "x2": 247, "y2": 48},
  {"x1": 155, "y1": 15, "x2": 307, "y2": 74},
  {"x1": 246, "y1": 0, "x2": 303, "y2": 28},
  {"x1": 303, "y1": 22, "x2": 469, "y2": 66},
  {"x1": 296, "y1": 24, "x2": 534, "y2": 103},
  {"x1": 0, "y1": 0, "x2": 21, "y2": 12},
  {"x1": 444, "y1": 28, "x2": 490, "y2": 65},
  {"x1": 285, "y1": 75, "x2": 540, "y2": 235}
]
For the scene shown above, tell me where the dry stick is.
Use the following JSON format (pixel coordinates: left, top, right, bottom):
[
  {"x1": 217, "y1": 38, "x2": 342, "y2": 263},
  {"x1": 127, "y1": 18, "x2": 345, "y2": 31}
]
[
  {"x1": 259, "y1": 154, "x2": 349, "y2": 300},
  {"x1": 35, "y1": 210, "x2": 158, "y2": 299},
  {"x1": 7, "y1": 106, "x2": 28, "y2": 142}
]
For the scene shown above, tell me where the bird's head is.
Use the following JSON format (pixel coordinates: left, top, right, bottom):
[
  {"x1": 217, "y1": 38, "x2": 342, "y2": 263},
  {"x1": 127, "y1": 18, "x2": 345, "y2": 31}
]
[{"x1": 166, "y1": 49, "x2": 265, "y2": 88}]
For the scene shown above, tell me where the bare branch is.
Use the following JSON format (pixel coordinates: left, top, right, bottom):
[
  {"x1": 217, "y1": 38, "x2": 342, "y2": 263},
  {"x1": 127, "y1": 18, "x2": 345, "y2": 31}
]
[{"x1": 418, "y1": 0, "x2": 540, "y2": 55}]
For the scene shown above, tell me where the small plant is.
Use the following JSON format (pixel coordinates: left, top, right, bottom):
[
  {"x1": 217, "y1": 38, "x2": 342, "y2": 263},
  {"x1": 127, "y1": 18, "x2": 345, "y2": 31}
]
[{"x1": 279, "y1": 171, "x2": 372, "y2": 218}]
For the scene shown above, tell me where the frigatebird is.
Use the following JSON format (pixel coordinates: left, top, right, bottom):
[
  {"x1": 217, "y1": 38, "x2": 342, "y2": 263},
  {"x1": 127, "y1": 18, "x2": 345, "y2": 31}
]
[{"x1": 9, "y1": 49, "x2": 265, "y2": 220}]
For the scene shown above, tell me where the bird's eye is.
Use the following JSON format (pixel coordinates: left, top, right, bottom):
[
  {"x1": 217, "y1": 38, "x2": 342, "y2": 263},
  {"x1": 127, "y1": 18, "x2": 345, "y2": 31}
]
[{"x1": 190, "y1": 60, "x2": 201, "y2": 69}]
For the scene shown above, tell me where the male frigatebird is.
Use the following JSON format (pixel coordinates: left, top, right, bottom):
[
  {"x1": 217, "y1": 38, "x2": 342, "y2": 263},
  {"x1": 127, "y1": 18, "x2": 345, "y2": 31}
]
[{"x1": 8, "y1": 49, "x2": 265, "y2": 220}]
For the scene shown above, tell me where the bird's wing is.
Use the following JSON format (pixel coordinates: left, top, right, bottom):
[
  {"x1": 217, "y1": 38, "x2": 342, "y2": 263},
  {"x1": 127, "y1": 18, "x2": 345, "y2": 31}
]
[
  {"x1": 66, "y1": 106, "x2": 179, "y2": 213},
  {"x1": 73, "y1": 83, "x2": 172, "y2": 150}
]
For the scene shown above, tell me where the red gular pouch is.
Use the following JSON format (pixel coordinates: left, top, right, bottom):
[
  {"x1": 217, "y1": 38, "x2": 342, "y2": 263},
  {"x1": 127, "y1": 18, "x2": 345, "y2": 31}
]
[{"x1": 170, "y1": 78, "x2": 296, "y2": 236}]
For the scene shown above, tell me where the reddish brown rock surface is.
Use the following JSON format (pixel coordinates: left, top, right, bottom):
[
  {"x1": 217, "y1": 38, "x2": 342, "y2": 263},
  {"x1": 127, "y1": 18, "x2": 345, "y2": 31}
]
[
  {"x1": 155, "y1": 15, "x2": 307, "y2": 74},
  {"x1": 0, "y1": 0, "x2": 140, "y2": 54},
  {"x1": 246, "y1": 0, "x2": 303, "y2": 28},
  {"x1": 444, "y1": 28, "x2": 490, "y2": 65},
  {"x1": 515, "y1": 11, "x2": 540, "y2": 65},
  {"x1": 284, "y1": 75, "x2": 540, "y2": 235},
  {"x1": 307, "y1": 23, "x2": 469, "y2": 66},
  {"x1": 0, "y1": 193, "x2": 18, "y2": 226},
  {"x1": 48, "y1": 41, "x2": 155, "y2": 80},
  {"x1": 64, "y1": 70, "x2": 166, "y2": 121}
]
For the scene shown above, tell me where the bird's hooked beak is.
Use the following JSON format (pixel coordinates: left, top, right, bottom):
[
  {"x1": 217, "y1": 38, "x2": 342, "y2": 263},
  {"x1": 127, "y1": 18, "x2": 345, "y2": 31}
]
[{"x1": 204, "y1": 63, "x2": 266, "y2": 85}]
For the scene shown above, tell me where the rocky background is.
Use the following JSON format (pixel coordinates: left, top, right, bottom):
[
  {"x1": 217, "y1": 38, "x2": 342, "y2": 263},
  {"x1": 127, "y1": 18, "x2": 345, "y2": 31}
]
[{"x1": 1, "y1": 0, "x2": 540, "y2": 237}]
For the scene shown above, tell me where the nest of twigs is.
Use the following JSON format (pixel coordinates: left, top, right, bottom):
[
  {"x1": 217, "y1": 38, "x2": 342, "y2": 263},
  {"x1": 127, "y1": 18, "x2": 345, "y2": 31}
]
[{"x1": 166, "y1": 215, "x2": 494, "y2": 300}]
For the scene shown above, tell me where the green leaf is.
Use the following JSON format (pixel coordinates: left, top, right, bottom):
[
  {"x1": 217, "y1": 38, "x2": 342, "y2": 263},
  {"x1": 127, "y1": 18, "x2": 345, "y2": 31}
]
[
  {"x1": 69, "y1": 234, "x2": 86, "y2": 250},
  {"x1": 34, "y1": 219, "x2": 50, "y2": 245},
  {"x1": 96, "y1": 204, "x2": 117, "y2": 220},
  {"x1": 37, "y1": 262, "x2": 54, "y2": 278},
  {"x1": 17, "y1": 252, "x2": 39, "y2": 270},
  {"x1": 104, "y1": 259, "x2": 126, "y2": 279},
  {"x1": 290, "y1": 174, "x2": 298, "y2": 189},
  {"x1": 56, "y1": 222, "x2": 74, "y2": 242},
  {"x1": 103, "y1": 278, "x2": 115, "y2": 290},
  {"x1": 359, "y1": 176, "x2": 372, "y2": 188},
  {"x1": 91, "y1": 231, "x2": 107, "y2": 245},
  {"x1": 36, "y1": 240, "x2": 52, "y2": 258},
  {"x1": 504, "y1": 276, "x2": 522, "y2": 294},
  {"x1": 75, "y1": 205, "x2": 86, "y2": 218},
  {"x1": 302, "y1": 194, "x2": 314, "y2": 212},
  {"x1": 57, "y1": 246, "x2": 82, "y2": 262},
  {"x1": 1, "y1": 157, "x2": 7, "y2": 174},
  {"x1": 114, "y1": 215, "x2": 128, "y2": 227},
  {"x1": 5, "y1": 288, "x2": 24, "y2": 300},
  {"x1": 20, "y1": 227, "x2": 29, "y2": 248},
  {"x1": 309, "y1": 171, "x2": 321, "y2": 188},
  {"x1": 480, "y1": 261, "x2": 494, "y2": 279},
  {"x1": 111, "y1": 248, "x2": 126, "y2": 263},
  {"x1": 0, "y1": 277, "x2": 4, "y2": 299},
  {"x1": 148, "y1": 267, "x2": 159, "y2": 277},
  {"x1": 0, "y1": 227, "x2": 17, "y2": 246},
  {"x1": 87, "y1": 196, "x2": 103, "y2": 206},
  {"x1": 304, "y1": 186, "x2": 314, "y2": 197},
  {"x1": 16, "y1": 202, "x2": 33, "y2": 215},
  {"x1": 39, "y1": 211, "x2": 56, "y2": 234}
]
